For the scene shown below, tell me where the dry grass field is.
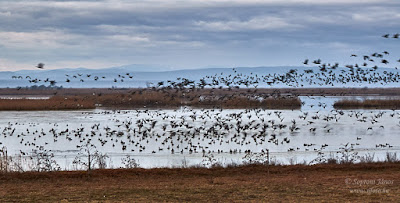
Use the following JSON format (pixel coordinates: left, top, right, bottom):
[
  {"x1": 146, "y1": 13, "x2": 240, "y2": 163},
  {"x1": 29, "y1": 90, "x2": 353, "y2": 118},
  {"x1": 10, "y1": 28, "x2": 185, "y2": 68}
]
[{"x1": 0, "y1": 163, "x2": 399, "y2": 202}]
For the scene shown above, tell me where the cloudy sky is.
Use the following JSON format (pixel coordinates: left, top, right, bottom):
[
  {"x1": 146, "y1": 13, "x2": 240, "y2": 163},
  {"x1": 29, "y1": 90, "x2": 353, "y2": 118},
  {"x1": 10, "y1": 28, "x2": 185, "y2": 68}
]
[{"x1": 0, "y1": 0, "x2": 399, "y2": 71}]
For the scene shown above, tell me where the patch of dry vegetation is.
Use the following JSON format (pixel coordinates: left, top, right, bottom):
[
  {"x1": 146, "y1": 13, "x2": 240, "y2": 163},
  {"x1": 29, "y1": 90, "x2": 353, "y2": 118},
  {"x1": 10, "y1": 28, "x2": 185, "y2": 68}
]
[
  {"x1": 334, "y1": 99, "x2": 400, "y2": 109},
  {"x1": 196, "y1": 96, "x2": 301, "y2": 109},
  {"x1": 0, "y1": 96, "x2": 95, "y2": 110},
  {"x1": 0, "y1": 163, "x2": 399, "y2": 202},
  {"x1": 3, "y1": 87, "x2": 400, "y2": 110},
  {"x1": 95, "y1": 90, "x2": 301, "y2": 109},
  {"x1": 0, "y1": 89, "x2": 302, "y2": 110}
]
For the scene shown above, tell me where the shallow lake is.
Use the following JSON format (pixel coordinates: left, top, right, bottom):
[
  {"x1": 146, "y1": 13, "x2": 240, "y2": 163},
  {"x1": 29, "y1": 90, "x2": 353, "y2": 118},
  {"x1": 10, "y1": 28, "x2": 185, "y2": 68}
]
[{"x1": 0, "y1": 96, "x2": 399, "y2": 170}]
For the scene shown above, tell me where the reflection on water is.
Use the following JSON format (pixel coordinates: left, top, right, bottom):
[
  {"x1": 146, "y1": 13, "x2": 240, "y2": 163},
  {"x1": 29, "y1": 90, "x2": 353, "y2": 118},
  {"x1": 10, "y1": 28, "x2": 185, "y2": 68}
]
[{"x1": 0, "y1": 96, "x2": 399, "y2": 170}]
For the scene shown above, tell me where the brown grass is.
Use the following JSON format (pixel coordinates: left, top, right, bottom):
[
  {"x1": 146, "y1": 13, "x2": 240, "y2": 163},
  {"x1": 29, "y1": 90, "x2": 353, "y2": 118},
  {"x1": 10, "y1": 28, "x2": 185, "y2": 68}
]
[
  {"x1": 0, "y1": 96, "x2": 95, "y2": 110},
  {"x1": 95, "y1": 90, "x2": 301, "y2": 109},
  {"x1": 6, "y1": 86, "x2": 400, "y2": 110},
  {"x1": 334, "y1": 99, "x2": 400, "y2": 109},
  {"x1": 195, "y1": 96, "x2": 301, "y2": 109},
  {"x1": 0, "y1": 163, "x2": 399, "y2": 202},
  {"x1": 0, "y1": 89, "x2": 302, "y2": 110}
]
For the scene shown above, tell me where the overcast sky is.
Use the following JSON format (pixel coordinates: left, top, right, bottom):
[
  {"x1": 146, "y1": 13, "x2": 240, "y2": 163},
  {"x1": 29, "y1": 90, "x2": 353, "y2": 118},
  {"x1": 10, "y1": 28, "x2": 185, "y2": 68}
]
[{"x1": 0, "y1": 0, "x2": 399, "y2": 71}]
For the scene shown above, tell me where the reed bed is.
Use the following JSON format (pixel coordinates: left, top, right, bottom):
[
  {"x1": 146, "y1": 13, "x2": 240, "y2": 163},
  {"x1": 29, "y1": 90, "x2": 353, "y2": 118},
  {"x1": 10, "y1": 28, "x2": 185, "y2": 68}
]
[
  {"x1": 0, "y1": 89, "x2": 302, "y2": 110},
  {"x1": 93, "y1": 90, "x2": 301, "y2": 109},
  {"x1": 334, "y1": 99, "x2": 400, "y2": 109},
  {"x1": 0, "y1": 96, "x2": 95, "y2": 110},
  {"x1": 95, "y1": 91, "x2": 182, "y2": 108},
  {"x1": 195, "y1": 96, "x2": 301, "y2": 109}
]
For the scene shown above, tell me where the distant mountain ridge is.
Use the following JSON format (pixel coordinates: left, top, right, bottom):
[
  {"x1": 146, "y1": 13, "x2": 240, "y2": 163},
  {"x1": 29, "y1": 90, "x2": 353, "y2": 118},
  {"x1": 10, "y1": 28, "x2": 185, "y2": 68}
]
[{"x1": 0, "y1": 65, "x2": 399, "y2": 88}]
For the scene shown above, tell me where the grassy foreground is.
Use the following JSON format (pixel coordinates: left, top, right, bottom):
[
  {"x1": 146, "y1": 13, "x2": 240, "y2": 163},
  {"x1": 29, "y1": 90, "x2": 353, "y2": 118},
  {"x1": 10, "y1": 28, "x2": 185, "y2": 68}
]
[{"x1": 0, "y1": 163, "x2": 399, "y2": 202}]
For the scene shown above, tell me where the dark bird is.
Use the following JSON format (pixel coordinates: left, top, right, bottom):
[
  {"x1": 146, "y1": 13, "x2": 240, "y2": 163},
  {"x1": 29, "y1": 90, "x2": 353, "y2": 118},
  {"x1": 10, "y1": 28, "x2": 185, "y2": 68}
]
[
  {"x1": 36, "y1": 63, "x2": 45, "y2": 69},
  {"x1": 313, "y1": 59, "x2": 321, "y2": 64}
]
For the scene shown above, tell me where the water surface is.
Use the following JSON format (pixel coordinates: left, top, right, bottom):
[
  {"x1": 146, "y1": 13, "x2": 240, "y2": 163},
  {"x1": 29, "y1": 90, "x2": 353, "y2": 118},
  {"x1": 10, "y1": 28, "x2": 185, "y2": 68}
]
[{"x1": 0, "y1": 96, "x2": 399, "y2": 170}]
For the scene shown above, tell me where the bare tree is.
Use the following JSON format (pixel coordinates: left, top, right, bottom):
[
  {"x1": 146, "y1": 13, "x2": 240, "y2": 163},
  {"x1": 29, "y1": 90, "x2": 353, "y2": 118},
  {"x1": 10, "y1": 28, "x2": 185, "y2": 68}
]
[
  {"x1": 30, "y1": 146, "x2": 60, "y2": 172},
  {"x1": 73, "y1": 142, "x2": 108, "y2": 171},
  {"x1": 121, "y1": 155, "x2": 140, "y2": 169}
]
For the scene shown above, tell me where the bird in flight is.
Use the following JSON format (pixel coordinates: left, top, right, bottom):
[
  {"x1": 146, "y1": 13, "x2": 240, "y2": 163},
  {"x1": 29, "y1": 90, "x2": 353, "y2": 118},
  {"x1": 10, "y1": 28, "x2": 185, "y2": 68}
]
[{"x1": 36, "y1": 63, "x2": 45, "y2": 69}]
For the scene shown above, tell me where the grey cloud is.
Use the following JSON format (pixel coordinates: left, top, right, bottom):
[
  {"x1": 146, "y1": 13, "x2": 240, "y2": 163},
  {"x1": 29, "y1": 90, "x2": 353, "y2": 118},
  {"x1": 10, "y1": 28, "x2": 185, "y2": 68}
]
[{"x1": 0, "y1": 0, "x2": 399, "y2": 70}]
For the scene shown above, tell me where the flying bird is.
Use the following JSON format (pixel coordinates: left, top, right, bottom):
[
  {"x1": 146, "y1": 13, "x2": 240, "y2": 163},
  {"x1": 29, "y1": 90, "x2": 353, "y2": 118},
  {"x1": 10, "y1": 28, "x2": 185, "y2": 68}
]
[{"x1": 36, "y1": 63, "x2": 45, "y2": 69}]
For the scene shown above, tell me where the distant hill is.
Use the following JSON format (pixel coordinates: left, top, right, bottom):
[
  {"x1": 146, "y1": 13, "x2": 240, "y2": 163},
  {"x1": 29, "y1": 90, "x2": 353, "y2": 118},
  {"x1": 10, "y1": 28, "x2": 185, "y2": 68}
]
[{"x1": 0, "y1": 65, "x2": 399, "y2": 88}]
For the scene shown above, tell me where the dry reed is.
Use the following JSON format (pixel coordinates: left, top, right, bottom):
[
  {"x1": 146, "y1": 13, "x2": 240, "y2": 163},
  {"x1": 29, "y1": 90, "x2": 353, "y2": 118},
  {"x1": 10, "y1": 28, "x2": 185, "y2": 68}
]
[
  {"x1": 334, "y1": 99, "x2": 400, "y2": 109},
  {"x1": 0, "y1": 89, "x2": 301, "y2": 110},
  {"x1": 0, "y1": 96, "x2": 95, "y2": 110}
]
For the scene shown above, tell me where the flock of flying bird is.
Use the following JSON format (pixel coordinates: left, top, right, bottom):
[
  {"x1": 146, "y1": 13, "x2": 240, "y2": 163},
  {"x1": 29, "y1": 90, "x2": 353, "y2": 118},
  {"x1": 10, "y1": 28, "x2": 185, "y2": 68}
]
[
  {"x1": 11, "y1": 60, "x2": 400, "y2": 89},
  {"x1": 9, "y1": 33, "x2": 400, "y2": 90},
  {"x1": 1, "y1": 33, "x2": 400, "y2": 168},
  {"x1": 12, "y1": 71, "x2": 135, "y2": 86}
]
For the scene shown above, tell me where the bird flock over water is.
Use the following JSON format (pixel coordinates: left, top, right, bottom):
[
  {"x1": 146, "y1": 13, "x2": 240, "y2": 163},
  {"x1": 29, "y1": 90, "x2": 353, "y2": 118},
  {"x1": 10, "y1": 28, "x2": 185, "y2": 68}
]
[
  {"x1": 1, "y1": 33, "x2": 400, "y2": 168},
  {"x1": 0, "y1": 105, "x2": 398, "y2": 168}
]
